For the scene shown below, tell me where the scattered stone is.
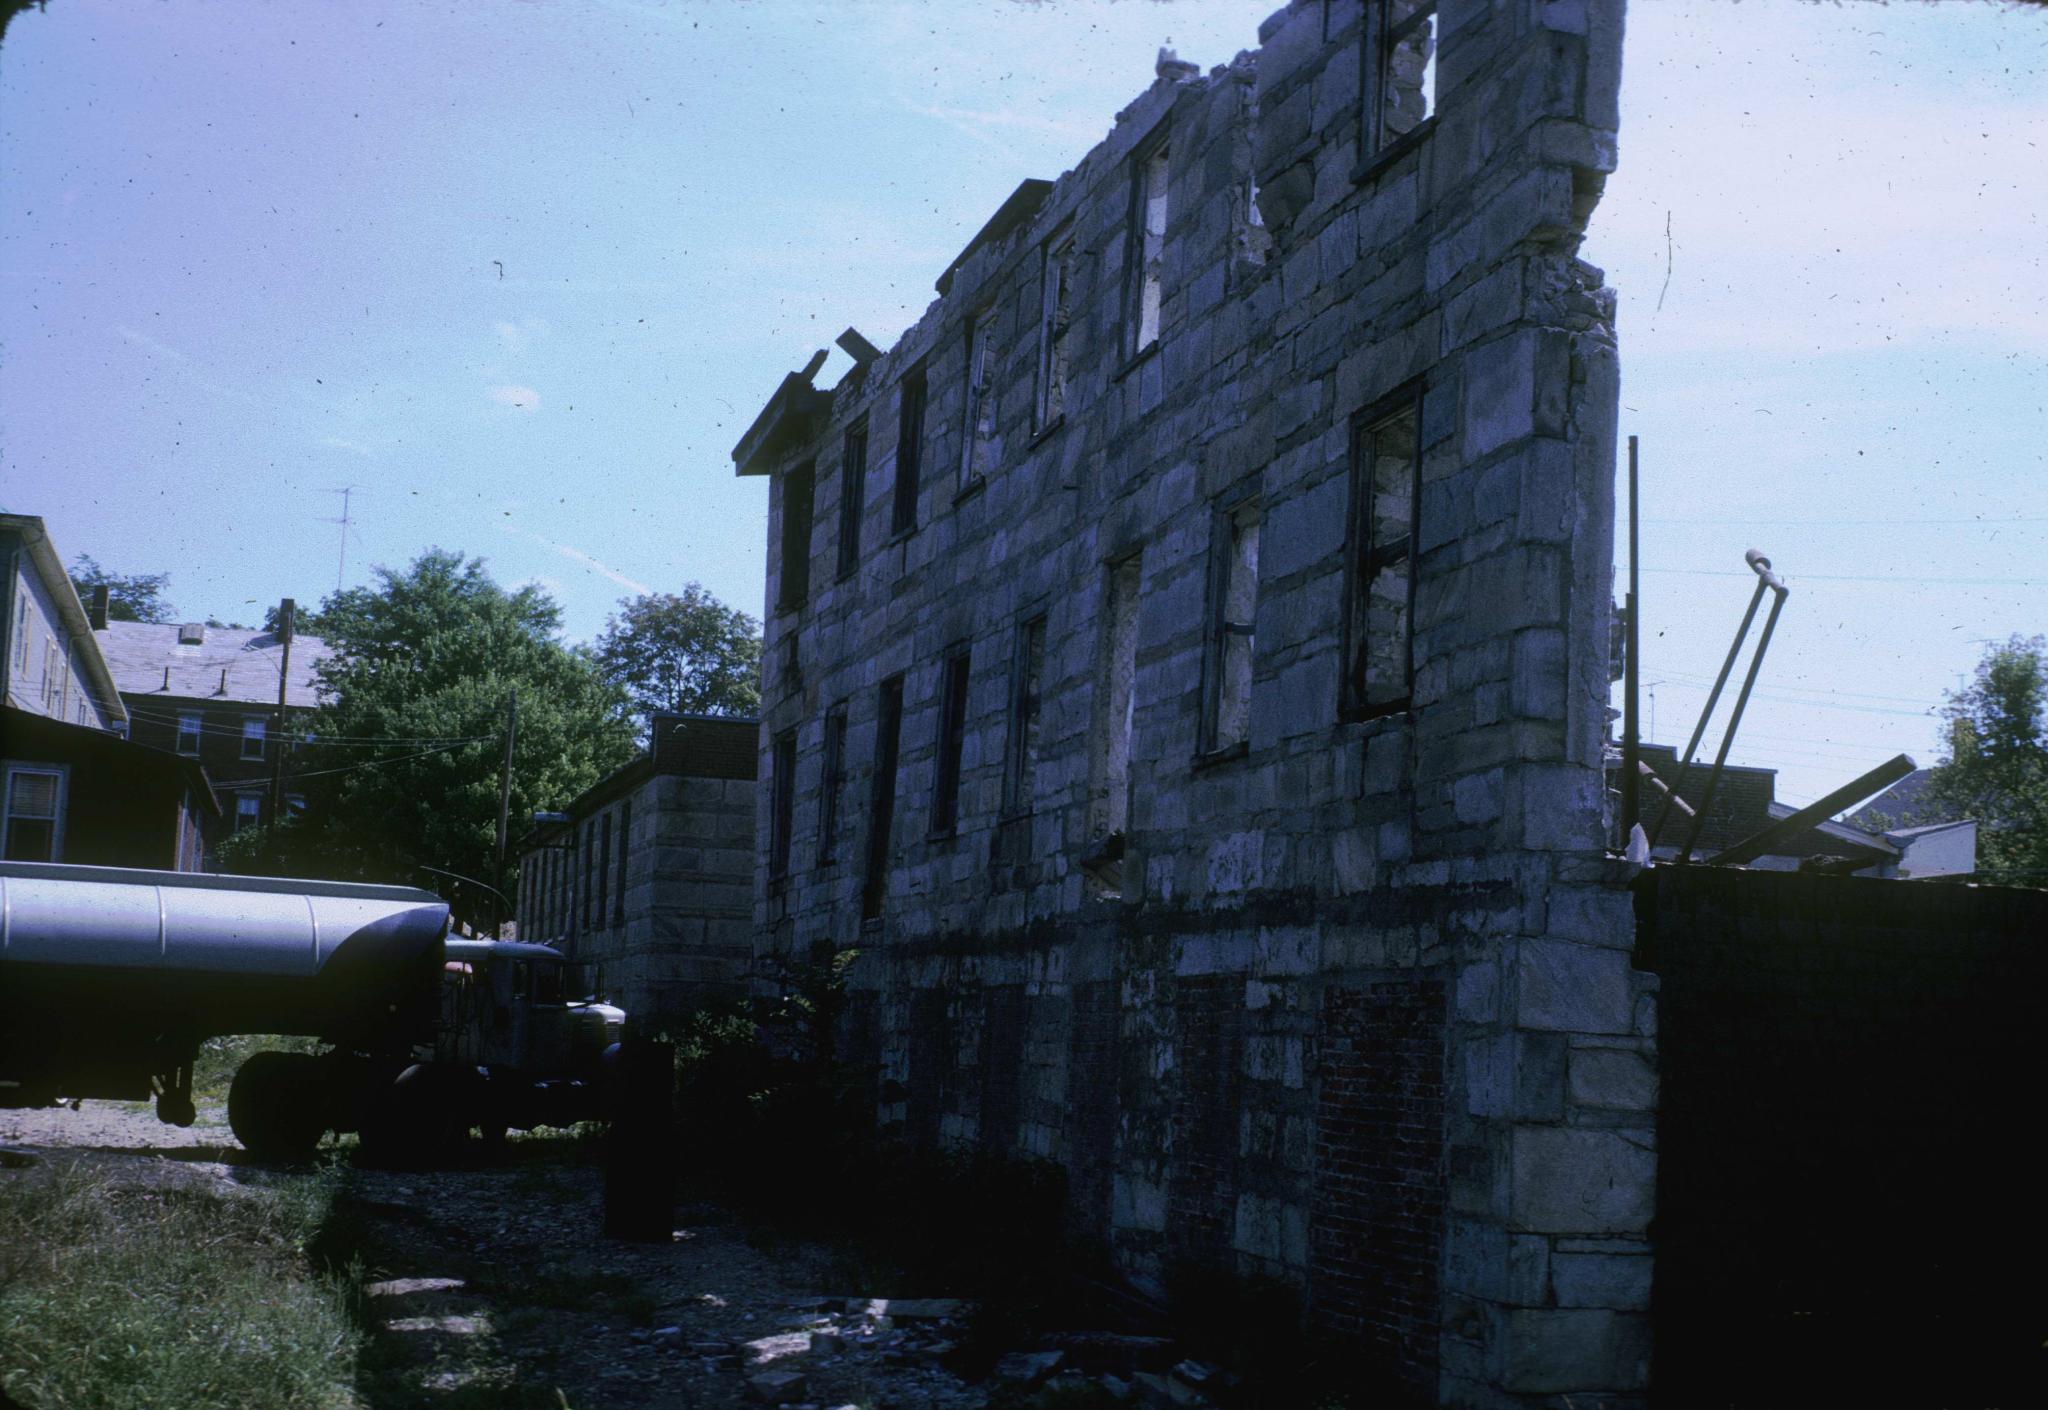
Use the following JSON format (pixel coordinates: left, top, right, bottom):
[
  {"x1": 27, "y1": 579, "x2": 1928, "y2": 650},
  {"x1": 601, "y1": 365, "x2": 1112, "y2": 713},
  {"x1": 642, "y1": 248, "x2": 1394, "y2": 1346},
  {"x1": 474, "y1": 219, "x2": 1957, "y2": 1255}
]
[
  {"x1": 746, "y1": 1369, "x2": 809, "y2": 1404},
  {"x1": 743, "y1": 1331, "x2": 813, "y2": 1366},
  {"x1": 869, "y1": 1297, "x2": 965, "y2": 1320},
  {"x1": 809, "y1": 1329, "x2": 847, "y2": 1355},
  {"x1": 1043, "y1": 1331, "x2": 1176, "y2": 1374},
  {"x1": 994, "y1": 1349, "x2": 1067, "y2": 1384}
]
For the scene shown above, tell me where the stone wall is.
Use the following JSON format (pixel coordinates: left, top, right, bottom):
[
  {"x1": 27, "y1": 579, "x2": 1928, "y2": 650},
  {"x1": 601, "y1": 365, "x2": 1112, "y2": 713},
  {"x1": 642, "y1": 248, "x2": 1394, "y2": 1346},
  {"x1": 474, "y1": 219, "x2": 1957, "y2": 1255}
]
[
  {"x1": 739, "y1": 2, "x2": 1637, "y2": 1402},
  {"x1": 1639, "y1": 867, "x2": 2048, "y2": 1405},
  {"x1": 518, "y1": 716, "x2": 757, "y2": 1027}
]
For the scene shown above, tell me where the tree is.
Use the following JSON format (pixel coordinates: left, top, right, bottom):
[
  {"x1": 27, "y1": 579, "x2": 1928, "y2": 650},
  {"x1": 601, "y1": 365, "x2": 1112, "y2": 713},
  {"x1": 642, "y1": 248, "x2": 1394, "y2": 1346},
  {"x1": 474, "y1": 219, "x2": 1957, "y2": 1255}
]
[
  {"x1": 69, "y1": 554, "x2": 175, "y2": 623},
  {"x1": 223, "y1": 549, "x2": 636, "y2": 929},
  {"x1": 592, "y1": 585, "x2": 763, "y2": 730},
  {"x1": 1910, "y1": 635, "x2": 2048, "y2": 887}
]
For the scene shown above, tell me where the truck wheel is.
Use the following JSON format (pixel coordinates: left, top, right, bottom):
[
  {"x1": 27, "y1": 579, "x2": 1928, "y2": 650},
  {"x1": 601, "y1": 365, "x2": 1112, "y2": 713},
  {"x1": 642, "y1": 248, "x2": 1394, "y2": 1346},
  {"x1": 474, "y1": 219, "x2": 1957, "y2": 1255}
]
[
  {"x1": 358, "y1": 1063, "x2": 463, "y2": 1169},
  {"x1": 228, "y1": 1052, "x2": 326, "y2": 1162}
]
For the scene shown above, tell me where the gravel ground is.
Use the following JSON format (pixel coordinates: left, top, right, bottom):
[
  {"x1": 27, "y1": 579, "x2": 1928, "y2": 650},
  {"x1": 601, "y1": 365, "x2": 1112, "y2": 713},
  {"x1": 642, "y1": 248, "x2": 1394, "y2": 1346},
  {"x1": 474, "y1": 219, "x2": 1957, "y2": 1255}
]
[{"x1": 1, "y1": 1101, "x2": 1009, "y2": 1410}]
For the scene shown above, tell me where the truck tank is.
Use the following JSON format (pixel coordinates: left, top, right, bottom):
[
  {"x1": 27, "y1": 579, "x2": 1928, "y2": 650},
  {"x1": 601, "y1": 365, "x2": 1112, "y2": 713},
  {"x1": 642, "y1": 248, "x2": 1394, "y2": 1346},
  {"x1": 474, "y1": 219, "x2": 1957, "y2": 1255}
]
[{"x1": 0, "y1": 860, "x2": 449, "y2": 1100}]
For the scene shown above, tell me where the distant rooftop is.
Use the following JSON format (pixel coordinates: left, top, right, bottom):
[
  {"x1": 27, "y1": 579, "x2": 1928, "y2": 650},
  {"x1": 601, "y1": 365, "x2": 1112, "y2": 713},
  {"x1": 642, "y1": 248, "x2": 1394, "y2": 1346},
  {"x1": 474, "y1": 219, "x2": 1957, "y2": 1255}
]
[{"x1": 94, "y1": 619, "x2": 331, "y2": 709}]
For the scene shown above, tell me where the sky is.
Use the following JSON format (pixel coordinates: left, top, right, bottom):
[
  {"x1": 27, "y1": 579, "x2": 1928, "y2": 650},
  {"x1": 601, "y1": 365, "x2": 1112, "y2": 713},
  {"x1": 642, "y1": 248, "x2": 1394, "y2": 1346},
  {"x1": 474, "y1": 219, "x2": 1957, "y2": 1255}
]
[{"x1": 2, "y1": 0, "x2": 2044, "y2": 808}]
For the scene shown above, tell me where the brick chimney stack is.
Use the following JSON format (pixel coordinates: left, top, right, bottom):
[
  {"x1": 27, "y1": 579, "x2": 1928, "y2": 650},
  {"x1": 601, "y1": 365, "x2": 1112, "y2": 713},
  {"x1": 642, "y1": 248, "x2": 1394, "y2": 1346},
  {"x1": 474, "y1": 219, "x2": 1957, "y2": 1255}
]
[{"x1": 88, "y1": 586, "x2": 110, "y2": 631}]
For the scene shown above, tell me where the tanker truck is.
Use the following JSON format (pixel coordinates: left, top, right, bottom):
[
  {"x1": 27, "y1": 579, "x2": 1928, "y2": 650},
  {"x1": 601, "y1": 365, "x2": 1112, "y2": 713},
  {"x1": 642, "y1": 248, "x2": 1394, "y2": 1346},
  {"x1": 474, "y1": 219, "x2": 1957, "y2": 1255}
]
[{"x1": 0, "y1": 860, "x2": 625, "y2": 1162}]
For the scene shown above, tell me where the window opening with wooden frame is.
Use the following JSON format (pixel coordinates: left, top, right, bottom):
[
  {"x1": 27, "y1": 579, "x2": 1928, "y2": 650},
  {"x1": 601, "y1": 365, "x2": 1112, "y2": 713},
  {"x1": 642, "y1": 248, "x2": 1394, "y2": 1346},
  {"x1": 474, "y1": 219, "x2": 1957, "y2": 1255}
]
[{"x1": 1342, "y1": 386, "x2": 1422, "y2": 718}]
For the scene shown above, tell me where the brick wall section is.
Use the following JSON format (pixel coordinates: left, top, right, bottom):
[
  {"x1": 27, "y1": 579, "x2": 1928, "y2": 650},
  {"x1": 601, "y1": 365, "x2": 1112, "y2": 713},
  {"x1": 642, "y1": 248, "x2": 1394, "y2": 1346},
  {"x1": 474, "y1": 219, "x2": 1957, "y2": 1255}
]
[
  {"x1": 1312, "y1": 980, "x2": 1447, "y2": 1389},
  {"x1": 1639, "y1": 867, "x2": 2048, "y2": 1405},
  {"x1": 1064, "y1": 978, "x2": 1122, "y2": 1242},
  {"x1": 743, "y1": 2, "x2": 1639, "y2": 1401},
  {"x1": 1166, "y1": 975, "x2": 1245, "y2": 1273}
]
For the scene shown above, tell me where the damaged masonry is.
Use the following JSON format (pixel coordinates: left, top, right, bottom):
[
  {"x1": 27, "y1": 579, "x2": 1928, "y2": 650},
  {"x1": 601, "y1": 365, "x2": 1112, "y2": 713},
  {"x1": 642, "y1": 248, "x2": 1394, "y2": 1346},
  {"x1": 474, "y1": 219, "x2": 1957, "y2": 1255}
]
[{"x1": 732, "y1": 1, "x2": 1638, "y2": 1402}]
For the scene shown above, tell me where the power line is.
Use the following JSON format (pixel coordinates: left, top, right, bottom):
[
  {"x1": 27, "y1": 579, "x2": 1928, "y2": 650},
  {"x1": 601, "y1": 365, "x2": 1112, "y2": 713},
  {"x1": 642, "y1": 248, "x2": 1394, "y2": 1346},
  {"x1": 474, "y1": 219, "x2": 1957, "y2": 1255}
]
[
  {"x1": 283, "y1": 740, "x2": 476, "y2": 781},
  {"x1": 1642, "y1": 567, "x2": 2048, "y2": 588}
]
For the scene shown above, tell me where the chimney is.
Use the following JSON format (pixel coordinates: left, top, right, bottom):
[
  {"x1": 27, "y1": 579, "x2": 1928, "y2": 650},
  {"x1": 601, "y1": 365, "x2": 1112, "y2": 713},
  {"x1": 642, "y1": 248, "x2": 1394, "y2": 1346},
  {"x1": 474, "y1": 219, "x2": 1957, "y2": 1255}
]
[
  {"x1": 277, "y1": 598, "x2": 296, "y2": 643},
  {"x1": 1156, "y1": 46, "x2": 1199, "y2": 83},
  {"x1": 88, "y1": 586, "x2": 110, "y2": 631}
]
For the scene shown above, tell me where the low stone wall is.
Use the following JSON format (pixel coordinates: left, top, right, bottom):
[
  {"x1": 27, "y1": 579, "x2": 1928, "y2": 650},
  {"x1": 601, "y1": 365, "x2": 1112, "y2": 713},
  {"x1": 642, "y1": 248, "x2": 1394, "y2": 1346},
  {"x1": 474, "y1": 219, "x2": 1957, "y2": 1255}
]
[{"x1": 1637, "y1": 867, "x2": 2048, "y2": 1404}]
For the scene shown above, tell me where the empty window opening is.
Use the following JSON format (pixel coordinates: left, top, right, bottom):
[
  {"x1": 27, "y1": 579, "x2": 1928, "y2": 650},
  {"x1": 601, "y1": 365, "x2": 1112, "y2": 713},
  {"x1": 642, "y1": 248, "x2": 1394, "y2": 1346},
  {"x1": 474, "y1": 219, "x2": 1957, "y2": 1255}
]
[
  {"x1": 3, "y1": 766, "x2": 63, "y2": 861},
  {"x1": 960, "y1": 312, "x2": 999, "y2": 490},
  {"x1": 176, "y1": 711, "x2": 202, "y2": 755},
  {"x1": 838, "y1": 419, "x2": 868, "y2": 579},
  {"x1": 1126, "y1": 140, "x2": 1170, "y2": 359},
  {"x1": 770, "y1": 727, "x2": 798, "y2": 878},
  {"x1": 1093, "y1": 554, "x2": 1143, "y2": 855},
  {"x1": 1005, "y1": 616, "x2": 1046, "y2": 815},
  {"x1": 893, "y1": 364, "x2": 928, "y2": 536},
  {"x1": 1364, "y1": 0, "x2": 1438, "y2": 157},
  {"x1": 778, "y1": 459, "x2": 816, "y2": 612},
  {"x1": 932, "y1": 647, "x2": 971, "y2": 835},
  {"x1": 862, "y1": 675, "x2": 905, "y2": 920},
  {"x1": 596, "y1": 812, "x2": 613, "y2": 927},
  {"x1": 1344, "y1": 390, "x2": 1421, "y2": 717},
  {"x1": 581, "y1": 823, "x2": 596, "y2": 930},
  {"x1": 818, "y1": 703, "x2": 848, "y2": 863},
  {"x1": 1205, "y1": 499, "x2": 1262, "y2": 753},
  {"x1": 1036, "y1": 227, "x2": 1074, "y2": 430},
  {"x1": 614, "y1": 798, "x2": 631, "y2": 925},
  {"x1": 241, "y1": 716, "x2": 267, "y2": 760}
]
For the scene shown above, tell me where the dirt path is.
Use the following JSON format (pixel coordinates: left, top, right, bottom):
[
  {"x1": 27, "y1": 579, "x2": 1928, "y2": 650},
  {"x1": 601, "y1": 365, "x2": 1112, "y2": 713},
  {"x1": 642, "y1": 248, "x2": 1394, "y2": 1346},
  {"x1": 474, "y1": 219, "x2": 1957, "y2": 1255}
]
[{"x1": 2, "y1": 1102, "x2": 997, "y2": 1410}]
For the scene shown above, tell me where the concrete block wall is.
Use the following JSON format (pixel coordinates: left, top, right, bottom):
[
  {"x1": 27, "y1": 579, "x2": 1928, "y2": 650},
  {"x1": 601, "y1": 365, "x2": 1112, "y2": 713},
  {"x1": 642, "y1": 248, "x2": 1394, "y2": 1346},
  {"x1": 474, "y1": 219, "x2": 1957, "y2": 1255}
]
[{"x1": 743, "y1": 2, "x2": 1638, "y2": 1402}]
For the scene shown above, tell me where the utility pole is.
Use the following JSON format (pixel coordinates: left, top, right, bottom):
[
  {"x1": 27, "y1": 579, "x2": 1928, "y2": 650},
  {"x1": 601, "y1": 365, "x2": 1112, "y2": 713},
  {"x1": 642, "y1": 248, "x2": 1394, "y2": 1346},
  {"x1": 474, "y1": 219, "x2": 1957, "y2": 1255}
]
[
  {"x1": 269, "y1": 598, "x2": 296, "y2": 827},
  {"x1": 494, "y1": 687, "x2": 519, "y2": 938}
]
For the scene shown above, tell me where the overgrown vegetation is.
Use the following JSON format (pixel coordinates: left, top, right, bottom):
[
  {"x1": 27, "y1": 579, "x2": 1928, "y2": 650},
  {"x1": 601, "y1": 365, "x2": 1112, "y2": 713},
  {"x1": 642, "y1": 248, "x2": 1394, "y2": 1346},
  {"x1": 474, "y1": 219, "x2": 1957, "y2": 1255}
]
[{"x1": 0, "y1": 1157, "x2": 361, "y2": 1410}]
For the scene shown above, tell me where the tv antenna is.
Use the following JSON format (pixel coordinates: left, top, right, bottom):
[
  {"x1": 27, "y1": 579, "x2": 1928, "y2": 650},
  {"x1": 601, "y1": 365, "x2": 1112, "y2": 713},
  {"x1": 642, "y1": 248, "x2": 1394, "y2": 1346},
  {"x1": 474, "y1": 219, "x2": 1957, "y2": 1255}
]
[{"x1": 323, "y1": 487, "x2": 358, "y2": 591}]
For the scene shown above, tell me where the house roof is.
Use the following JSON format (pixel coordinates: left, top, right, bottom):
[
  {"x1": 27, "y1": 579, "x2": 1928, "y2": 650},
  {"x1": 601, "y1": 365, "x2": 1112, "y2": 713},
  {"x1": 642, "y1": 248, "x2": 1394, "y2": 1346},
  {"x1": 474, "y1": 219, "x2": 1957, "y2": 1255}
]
[
  {"x1": 1843, "y1": 768, "x2": 1945, "y2": 830},
  {"x1": 0, "y1": 513, "x2": 128, "y2": 728},
  {"x1": 94, "y1": 619, "x2": 331, "y2": 710},
  {"x1": 1625, "y1": 743, "x2": 1895, "y2": 864}
]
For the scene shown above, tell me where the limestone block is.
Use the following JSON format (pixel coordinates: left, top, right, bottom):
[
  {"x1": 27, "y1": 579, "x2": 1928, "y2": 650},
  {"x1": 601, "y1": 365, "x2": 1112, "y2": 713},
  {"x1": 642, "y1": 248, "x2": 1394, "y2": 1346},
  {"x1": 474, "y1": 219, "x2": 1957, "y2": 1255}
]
[
  {"x1": 1551, "y1": 1250, "x2": 1652, "y2": 1310},
  {"x1": 1509, "y1": 1126, "x2": 1654, "y2": 1234},
  {"x1": 1515, "y1": 937, "x2": 1632, "y2": 1034},
  {"x1": 1567, "y1": 1045, "x2": 1657, "y2": 1112},
  {"x1": 1501, "y1": 1308, "x2": 1650, "y2": 1393}
]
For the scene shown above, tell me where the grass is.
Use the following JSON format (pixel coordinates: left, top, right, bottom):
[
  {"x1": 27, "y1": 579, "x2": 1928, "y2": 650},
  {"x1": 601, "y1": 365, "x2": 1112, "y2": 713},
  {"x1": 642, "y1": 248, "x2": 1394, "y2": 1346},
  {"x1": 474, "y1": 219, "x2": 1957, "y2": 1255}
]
[
  {"x1": 191, "y1": 1034, "x2": 325, "y2": 1100},
  {"x1": 0, "y1": 1156, "x2": 362, "y2": 1410}
]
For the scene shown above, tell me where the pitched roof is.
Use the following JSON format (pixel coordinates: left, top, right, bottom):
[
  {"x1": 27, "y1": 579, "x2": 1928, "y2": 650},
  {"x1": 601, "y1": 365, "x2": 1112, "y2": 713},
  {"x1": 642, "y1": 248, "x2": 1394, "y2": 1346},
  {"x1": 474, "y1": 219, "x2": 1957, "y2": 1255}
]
[{"x1": 94, "y1": 619, "x2": 331, "y2": 709}]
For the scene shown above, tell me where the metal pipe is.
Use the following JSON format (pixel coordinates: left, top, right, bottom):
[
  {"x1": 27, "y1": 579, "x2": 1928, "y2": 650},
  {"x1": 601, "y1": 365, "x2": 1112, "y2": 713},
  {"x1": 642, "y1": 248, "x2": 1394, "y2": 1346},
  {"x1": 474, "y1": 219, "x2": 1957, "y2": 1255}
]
[
  {"x1": 1646, "y1": 574, "x2": 1768, "y2": 846},
  {"x1": 1706, "y1": 753, "x2": 1916, "y2": 867},
  {"x1": 1621, "y1": 435, "x2": 1641, "y2": 841},
  {"x1": 1677, "y1": 551, "x2": 1791, "y2": 861}
]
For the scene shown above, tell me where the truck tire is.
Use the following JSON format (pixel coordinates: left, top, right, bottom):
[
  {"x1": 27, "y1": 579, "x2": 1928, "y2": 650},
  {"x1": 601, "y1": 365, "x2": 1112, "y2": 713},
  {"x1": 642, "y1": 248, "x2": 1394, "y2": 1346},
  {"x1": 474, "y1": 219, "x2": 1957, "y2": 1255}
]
[
  {"x1": 228, "y1": 1051, "x2": 326, "y2": 1162},
  {"x1": 357, "y1": 1063, "x2": 464, "y2": 1169}
]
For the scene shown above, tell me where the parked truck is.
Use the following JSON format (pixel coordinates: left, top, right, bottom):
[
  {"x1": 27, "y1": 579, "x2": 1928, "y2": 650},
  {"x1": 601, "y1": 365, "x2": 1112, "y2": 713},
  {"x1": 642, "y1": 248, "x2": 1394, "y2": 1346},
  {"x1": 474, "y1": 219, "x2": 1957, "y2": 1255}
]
[{"x1": 0, "y1": 860, "x2": 625, "y2": 1162}]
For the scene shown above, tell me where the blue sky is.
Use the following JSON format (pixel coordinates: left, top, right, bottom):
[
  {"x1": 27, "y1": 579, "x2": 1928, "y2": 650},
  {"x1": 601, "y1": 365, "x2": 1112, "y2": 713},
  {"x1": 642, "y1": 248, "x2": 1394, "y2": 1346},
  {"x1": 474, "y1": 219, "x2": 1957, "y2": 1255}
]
[{"x1": 2, "y1": 0, "x2": 2044, "y2": 807}]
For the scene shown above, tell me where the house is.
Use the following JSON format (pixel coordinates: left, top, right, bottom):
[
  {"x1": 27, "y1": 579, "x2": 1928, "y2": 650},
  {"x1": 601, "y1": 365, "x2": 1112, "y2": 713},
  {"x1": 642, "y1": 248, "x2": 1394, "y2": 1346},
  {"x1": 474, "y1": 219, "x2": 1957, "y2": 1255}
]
[
  {"x1": 732, "y1": 3, "x2": 1638, "y2": 1403},
  {"x1": 515, "y1": 713, "x2": 757, "y2": 1026},
  {"x1": 1, "y1": 514, "x2": 215, "y2": 867},
  {"x1": 92, "y1": 606, "x2": 330, "y2": 857}
]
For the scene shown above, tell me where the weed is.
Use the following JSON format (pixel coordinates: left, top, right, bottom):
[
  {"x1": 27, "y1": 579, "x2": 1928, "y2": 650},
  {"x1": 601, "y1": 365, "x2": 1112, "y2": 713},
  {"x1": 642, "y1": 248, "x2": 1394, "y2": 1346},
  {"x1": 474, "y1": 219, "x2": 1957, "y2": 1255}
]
[{"x1": 0, "y1": 1156, "x2": 361, "y2": 1410}]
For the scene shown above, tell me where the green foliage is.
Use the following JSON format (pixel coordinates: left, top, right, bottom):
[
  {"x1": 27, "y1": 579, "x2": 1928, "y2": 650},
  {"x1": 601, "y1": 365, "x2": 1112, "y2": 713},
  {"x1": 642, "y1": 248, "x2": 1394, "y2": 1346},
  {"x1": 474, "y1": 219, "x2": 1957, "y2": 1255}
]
[
  {"x1": 0, "y1": 1158, "x2": 361, "y2": 1410},
  {"x1": 68, "y1": 554, "x2": 174, "y2": 624},
  {"x1": 224, "y1": 549, "x2": 635, "y2": 928},
  {"x1": 1907, "y1": 635, "x2": 2048, "y2": 886},
  {"x1": 191, "y1": 1033, "x2": 327, "y2": 1099},
  {"x1": 591, "y1": 584, "x2": 762, "y2": 732}
]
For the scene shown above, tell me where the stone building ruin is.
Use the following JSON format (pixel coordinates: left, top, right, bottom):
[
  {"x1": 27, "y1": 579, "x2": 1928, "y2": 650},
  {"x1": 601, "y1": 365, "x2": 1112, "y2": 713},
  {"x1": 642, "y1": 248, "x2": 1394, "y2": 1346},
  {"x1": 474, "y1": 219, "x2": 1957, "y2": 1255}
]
[{"x1": 733, "y1": 1, "x2": 1638, "y2": 1402}]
